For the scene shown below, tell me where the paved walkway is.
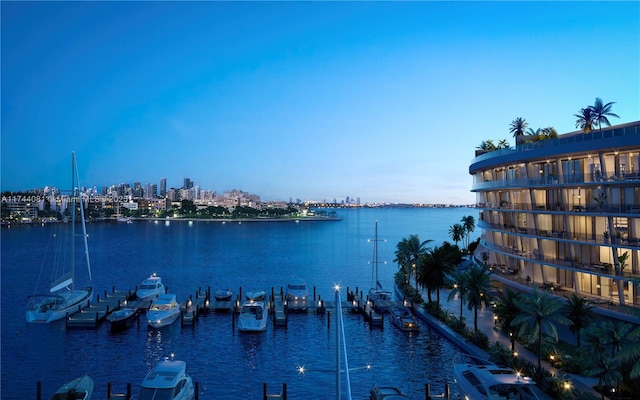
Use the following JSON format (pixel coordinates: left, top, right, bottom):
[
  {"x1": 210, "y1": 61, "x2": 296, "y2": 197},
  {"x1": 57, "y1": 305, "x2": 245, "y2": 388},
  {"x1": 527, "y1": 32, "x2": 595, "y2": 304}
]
[{"x1": 416, "y1": 286, "x2": 606, "y2": 400}]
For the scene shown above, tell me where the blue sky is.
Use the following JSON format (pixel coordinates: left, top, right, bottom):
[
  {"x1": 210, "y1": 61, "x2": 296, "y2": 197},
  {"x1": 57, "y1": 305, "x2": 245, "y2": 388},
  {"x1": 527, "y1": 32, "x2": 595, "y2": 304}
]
[{"x1": 2, "y1": 1, "x2": 639, "y2": 204}]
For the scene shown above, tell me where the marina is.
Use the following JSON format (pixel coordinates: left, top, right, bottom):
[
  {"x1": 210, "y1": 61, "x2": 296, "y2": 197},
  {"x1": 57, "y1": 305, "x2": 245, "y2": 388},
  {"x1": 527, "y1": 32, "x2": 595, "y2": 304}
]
[{"x1": 4, "y1": 207, "x2": 480, "y2": 399}]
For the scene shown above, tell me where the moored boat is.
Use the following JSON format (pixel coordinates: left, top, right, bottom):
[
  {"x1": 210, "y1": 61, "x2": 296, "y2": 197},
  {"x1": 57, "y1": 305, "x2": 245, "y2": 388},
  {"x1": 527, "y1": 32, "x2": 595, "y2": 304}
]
[
  {"x1": 369, "y1": 385, "x2": 412, "y2": 399},
  {"x1": 245, "y1": 290, "x2": 266, "y2": 302},
  {"x1": 367, "y1": 221, "x2": 392, "y2": 313},
  {"x1": 389, "y1": 304, "x2": 419, "y2": 332},
  {"x1": 453, "y1": 363, "x2": 543, "y2": 399},
  {"x1": 26, "y1": 152, "x2": 94, "y2": 323},
  {"x1": 138, "y1": 359, "x2": 194, "y2": 400},
  {"x1": 147, "y1": 294, "x2": 181, "y2": 328},
  {"x1": 136, "y1": 273, "x2": 165, "y2": 302},
  {"x1": 214, "y1": 288, "x2": 232, "y2": 301},
  {"x1": 285, "y1": 277, "x2": 309, "y2": 303},
  {"x1": 106, "y1": 307, "x2": 139, "y2": 331},
  {"x1": 49, "y1": 374, "x2": 94, "y2": 400},
  {"x1": 237, "y1": 299, "x2": 268, "y2": 332}
]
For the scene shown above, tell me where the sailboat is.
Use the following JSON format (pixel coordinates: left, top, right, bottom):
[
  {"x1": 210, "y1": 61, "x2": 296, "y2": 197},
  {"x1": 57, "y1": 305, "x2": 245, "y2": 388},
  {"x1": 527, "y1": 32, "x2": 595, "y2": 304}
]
[
  {"x1": 26, "y1": 152, "x2": 94, "y2": 323},
  {"x1": 367, "y1": 221, "x2": 392, "y2": 313}
]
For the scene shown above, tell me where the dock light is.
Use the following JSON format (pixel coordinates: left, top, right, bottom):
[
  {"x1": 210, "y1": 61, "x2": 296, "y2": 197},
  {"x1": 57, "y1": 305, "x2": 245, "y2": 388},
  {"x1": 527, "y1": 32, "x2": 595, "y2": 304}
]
[
  {"x1": 297, "y1": 365, "x2": 305, "y2": 375},
  {"x1": 205, "y1": 299, "x2": 209, "y2": 307},
  {"x1": 334, "y1": 284, "x2": 340, "y2": 292}
]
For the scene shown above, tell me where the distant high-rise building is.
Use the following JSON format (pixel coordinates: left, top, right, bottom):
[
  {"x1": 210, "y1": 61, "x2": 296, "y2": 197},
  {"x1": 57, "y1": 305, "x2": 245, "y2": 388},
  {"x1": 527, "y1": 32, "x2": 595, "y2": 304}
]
[
  {"x1": 183, "y1": 178, "x2": 192, "y2": 190},
  {"x1": 194, "y1": 185, "x2": 200, "y2": 200},
  {"x1": 160, "y1": 178, "x2": 167, "y2": 198}
]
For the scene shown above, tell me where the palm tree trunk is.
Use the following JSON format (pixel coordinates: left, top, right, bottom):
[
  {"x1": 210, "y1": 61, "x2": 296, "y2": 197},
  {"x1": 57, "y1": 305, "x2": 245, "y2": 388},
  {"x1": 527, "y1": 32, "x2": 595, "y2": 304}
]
[
  {"x1": 474, "y1": 306, "x2": 478, "y2": 331},
  {"x1": 538, "y1": 323, "x2": 542, "y2": 371}
]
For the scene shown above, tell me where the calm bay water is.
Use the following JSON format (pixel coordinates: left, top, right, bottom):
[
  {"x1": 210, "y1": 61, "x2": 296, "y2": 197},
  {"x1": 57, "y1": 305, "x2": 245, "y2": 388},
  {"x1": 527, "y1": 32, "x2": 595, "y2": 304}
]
[{"x1": 1, "y1": 207, "x2": 479, "y2": 399}]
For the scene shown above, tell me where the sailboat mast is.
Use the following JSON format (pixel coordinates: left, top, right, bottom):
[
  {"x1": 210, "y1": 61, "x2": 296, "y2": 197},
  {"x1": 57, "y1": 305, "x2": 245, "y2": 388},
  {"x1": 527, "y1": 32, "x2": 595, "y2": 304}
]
[
  {"x1": 73, "y1": 151, "x2": 92, "y2": 282},
  {"x1": 71, "y1": 153, "x2": 76, "y2": 291},
  {"x1": 374, "y1": 221, "x2": 378, "y2": 283}
]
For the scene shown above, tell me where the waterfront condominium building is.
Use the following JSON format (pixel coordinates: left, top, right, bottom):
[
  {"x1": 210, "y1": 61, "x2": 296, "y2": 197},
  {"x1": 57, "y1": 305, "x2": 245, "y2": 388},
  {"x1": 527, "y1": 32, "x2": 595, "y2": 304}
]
[{"x1": 470, "y1": 121, "x2": 640, "y2": 322}]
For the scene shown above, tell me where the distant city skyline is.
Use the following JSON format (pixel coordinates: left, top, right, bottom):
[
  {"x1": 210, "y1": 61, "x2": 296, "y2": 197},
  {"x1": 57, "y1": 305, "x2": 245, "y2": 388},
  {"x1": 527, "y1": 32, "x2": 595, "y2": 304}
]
[{"x1": 2, "y1": 2, "x2": 639, "y2": 204}]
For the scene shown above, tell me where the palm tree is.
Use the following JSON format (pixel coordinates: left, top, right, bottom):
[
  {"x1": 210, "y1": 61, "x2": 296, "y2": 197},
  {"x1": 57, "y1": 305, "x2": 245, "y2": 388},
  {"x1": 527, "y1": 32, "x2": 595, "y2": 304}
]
[
  {"x1": 448, "y1": 223, "x2": 464, "y2": 247},
  {"x1": 394, "y1": 238, "x2": 412, "y2": 284},
  {"x1": 575, "y1": 107, "x2": 595, "y2": 134},
  {"x1": 461, "y1": 215, "x2": 475, "y2": 251},
  {"x1": 591, "y1": 97, "x2": 620, "y2": 132},
  {"x1": 512, "y1": 287, "x2": 571, "y2": 371},
  {"x1": 564, "y1": 294, "x2": 594, "y2": 351},
  {"x1": 461, "y1": 263, "x2": 492, "y2": 332},
  {"x1": 418, "y1": 243, "x2": 460, "y2": 306},
  {"x1": 394, "y1": 235, "x2": 432, "y2": 288},
  {"x1": 581, "y1": 321, "x2": 639, "y2": 398},
  {"x1": 541, "y1": 126, "x2": 558, "y2": 139},
  {"x1": 526, "y1": 127, "x2": 542, "y2": 139},
  {"x1": 496, "y1": 139, "x2": 510, "y2": 149},
  {"x1": 447, "y1": 269, "x2": 469, "y2": 321},
  {"x1": 493, "y1": 288, "x2": 522, "y2": 351},
  {"x1": 509, "y1": 117, "x2": 528, "y2": 137}
]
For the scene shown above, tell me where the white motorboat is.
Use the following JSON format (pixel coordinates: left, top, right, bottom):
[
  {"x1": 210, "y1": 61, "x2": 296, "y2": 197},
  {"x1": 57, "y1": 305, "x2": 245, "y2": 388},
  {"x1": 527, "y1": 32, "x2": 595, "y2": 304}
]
[
  {"x1": 214, "y1": 288, "x2": 233, "y2": 301},
  {"x1": 26, "y1": 152, "x2": 94, "y2": 323},
  {"x1": 453, "y1": 363, "x2": 543, "y2": 400},
  {"x1": 369, "y1": 385, "x2": 412, "y2": 399},
  {"x1": 389, "y1": 304, "x2": 419, "y2": 332},
  {"x1": 106, "y1": 306, "x2": 139, "y2": 331},
  {"x1": 285, "y1": 277, "x2": 309, "y2": 303},
  {"x1": 136, "y1": 273, "x2": 165, "y2": 302},
  {"x1": 138, "y1": 359, "x2": 194, "y2": 400},
  {"x1": 147, "y1": 294, "x2": 181, "y2": 328},
  {"x1": 245, "y1": 290, "x2": 266, "y2": 302},
  {"x1": 237, "y1": 300, "x2": 268, "y2": 332},
  {"x1": 49, "y1": 374, "x2": 94, "y2": 400}
]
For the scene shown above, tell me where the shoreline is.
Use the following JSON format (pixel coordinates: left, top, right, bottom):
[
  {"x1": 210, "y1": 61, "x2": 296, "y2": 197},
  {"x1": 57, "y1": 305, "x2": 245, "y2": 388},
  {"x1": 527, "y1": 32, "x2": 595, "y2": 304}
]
[{"x1": 1, "y1": 215, "x2": 342, "y2": 226}]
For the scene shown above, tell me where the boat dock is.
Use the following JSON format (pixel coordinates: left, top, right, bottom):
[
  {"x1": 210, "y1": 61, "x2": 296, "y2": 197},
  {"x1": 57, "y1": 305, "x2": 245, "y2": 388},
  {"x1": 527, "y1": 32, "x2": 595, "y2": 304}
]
[{"x1": 66, "y1": 288, "x2": 145, "y2": 329}]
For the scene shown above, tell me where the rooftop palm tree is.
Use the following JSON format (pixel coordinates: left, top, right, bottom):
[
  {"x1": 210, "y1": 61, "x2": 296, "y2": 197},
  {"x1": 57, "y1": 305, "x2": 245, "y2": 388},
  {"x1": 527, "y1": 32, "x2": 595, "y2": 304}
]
[
  {"x1": 461, "y1": 263, "x2": 492, "y2": 332},
  {"x1": 591, "y1": 97, "x2": 620, "y2": 132},
  {"x1": 496, "y1": 139, "x2": 510, "y2": 149},
  {"x1": 509, "y1": 117, "x2": 528, "y2": 137},
  {"x1": 541, "y1": 126, "x2": 558, "y2": 139},
  {"x1": 526, "y1": 127, "x2": 542, "y2": 138},
  {"x1": 512, "y1": 287, "x2": 571, "y2": 371},
  {"x1": 575, "y1": 107, "x2": 595, "y2": 134},
  {"x1": 564, "y1": 294, "x2": 594, "y2": 352}
]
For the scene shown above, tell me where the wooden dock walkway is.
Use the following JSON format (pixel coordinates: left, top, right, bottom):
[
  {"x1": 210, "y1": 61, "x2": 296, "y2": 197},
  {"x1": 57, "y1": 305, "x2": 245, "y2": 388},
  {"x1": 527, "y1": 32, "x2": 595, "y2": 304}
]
[
  {"x1": 271, "y1": 292, "x2": 287, "y2": 326},
  {"x1": 66, "y1": 289, "x2": 134, "y2": 329}
]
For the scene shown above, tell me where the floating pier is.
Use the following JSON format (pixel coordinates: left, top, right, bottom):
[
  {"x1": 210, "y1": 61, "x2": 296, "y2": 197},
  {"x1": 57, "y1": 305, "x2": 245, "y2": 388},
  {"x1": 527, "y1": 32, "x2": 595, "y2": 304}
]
[
  {"x1": 66, "y1": 288, "x2": 134, "y2": 329},
  {"x1": 271, "y1": 291, "x2": 287, "y2": 327}
]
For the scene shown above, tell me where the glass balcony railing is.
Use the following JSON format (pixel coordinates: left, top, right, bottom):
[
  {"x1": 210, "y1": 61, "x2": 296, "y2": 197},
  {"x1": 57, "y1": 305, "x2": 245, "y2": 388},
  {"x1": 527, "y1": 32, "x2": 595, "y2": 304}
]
[
  {"x1": 475, "y1": 201, "x2": 640, "y2": 215},
  {"x1": 473, "y1": 169, "x2": 640, "y2": 191},
  {"x1": 480, "y1": 239, "x2": 640, "y2": 281},
  {"x1": 477, "y1": 220, "x2": 639, "y2": 249}
]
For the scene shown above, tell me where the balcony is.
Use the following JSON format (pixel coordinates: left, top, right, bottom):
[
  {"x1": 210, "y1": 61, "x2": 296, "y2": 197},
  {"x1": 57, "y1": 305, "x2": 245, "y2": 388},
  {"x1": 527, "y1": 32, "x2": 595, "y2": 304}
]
[{"x1": 472, "y1": 168, "x2": 640, "y2": 191}]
